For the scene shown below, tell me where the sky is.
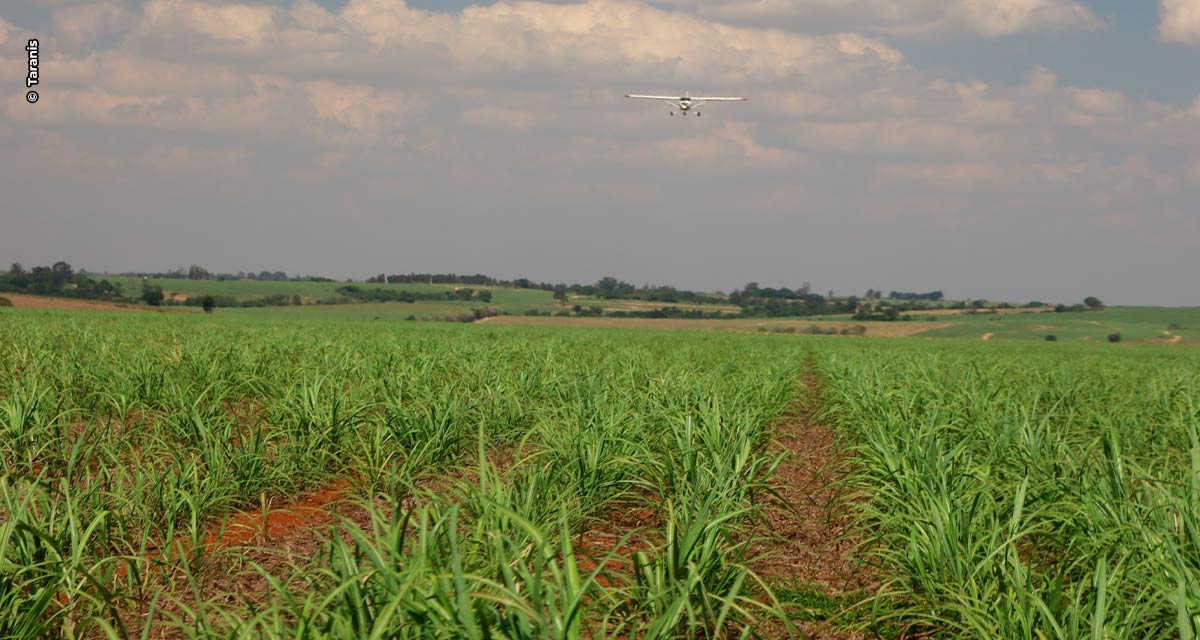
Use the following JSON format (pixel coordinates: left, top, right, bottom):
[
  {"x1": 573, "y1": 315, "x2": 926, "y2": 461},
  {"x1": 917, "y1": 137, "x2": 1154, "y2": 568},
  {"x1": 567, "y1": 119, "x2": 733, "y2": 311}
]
[{"x1": 2, "y1": 0, "x2": 1199, "y2": 304}]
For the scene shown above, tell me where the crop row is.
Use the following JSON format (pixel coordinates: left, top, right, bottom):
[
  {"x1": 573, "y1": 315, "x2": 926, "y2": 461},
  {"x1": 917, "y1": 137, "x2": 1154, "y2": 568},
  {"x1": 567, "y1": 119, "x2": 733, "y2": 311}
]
[
  {"x1": 0, "y1": 312, "x2": 807, "y2": 638},
  {"x1": 815, "y1": 340, "x2": 1200, "y2": 638}
]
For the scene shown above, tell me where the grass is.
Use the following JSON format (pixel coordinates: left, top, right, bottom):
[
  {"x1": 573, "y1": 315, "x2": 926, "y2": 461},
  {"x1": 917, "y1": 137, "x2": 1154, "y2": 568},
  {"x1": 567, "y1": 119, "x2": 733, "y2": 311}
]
[
  {"x1": 85, "y1": 278, "x2": 1200, "y2": 345},
  {"x1": 0, "y1": 308, "x2": 804, "y2": 638},
  {"x1": 917, "y1": 306, "x2": 1200, "y2": 342},
  {"x1": 2, "y1": 306, "x2": 1199, "y2": 638},
  {"x1": 105, "y1": 276, "x2": 559, "y2": 312},
  {"x1": 227, "y1": 301, "x2": 482, "y2": 320},
  {"x1": 813, "y1": 339, "x2": 1200, "y2": 638},
  {"x1": 567, "y1": 296, "x2": 741, "y2": 314}
]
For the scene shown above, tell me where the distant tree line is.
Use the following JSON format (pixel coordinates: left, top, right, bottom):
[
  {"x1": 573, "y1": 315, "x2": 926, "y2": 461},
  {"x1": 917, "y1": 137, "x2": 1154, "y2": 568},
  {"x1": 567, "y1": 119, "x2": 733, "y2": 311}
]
[
  {"x1": 888, "y1": 291, "x2": 944, "y2": 301},
  {"x1": 1, "y1": 262, "x2": 122, "y2": 300},
  {"x1": 367, "y1": 273, "x2": 506, "y2": 286},
  {"x1": 113, "y1": 266, "x2": 333, "y2": 282}
]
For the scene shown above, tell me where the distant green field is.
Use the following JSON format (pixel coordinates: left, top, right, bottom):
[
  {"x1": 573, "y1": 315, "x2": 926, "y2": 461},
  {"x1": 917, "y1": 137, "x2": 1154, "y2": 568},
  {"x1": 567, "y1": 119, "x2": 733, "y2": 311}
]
[
  {"x1": 106, "y1": 277, "x2": 558, "y2": 313},
  {"x1": 918, "y1": 306, "x2": 1200, "y2": 343},
  {"x1": 226, "y1": 301, "x2": 483, "y2": 321},
  {"x1": 568, "y1": 295, "x2": 740, "y2": 314},
  {"x1": 89, "y1": 279, "x2": 1200, "y2": 343}
]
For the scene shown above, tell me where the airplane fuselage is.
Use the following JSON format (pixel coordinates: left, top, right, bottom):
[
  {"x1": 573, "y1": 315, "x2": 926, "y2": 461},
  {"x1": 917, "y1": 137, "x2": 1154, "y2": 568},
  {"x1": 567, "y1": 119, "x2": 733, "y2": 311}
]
[{"x1": 625, "y1": 91, "x2": 746, "y2": 116}]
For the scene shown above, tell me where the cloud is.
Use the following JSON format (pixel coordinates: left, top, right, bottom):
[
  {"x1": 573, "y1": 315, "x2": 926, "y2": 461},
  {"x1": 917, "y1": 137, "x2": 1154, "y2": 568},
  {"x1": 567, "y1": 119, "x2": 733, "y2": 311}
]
[
  {"x1": 1161, "y1": 0, "x2": 1200, "y2": 44},
  {"x1": 877, "y1": 161, "x2": 1017, "y2": 191},
  {"x1": 653, "y1": 0, "x2": 1101, "y2": 38},
  {"x1": 119, "y1": 0, "x2": 901, "y2": 82},
  {"x1": 612, "y1": 121, "x2": 808, "y2": 171},
  {"x1": 462, "y1": 106, "x2": 539, "y2": 131},
  {"x1": 0, "y1": 18, "x2": 15, "y2": 48},
  {"x1": 5, "y1": 0, "x2": 1200, "y2": 304},
  {"x1": 53, "y1": 2, "x2": 131, "y2": 50},
  {"x1": 5, "y1": 74, "x2": 422, "y2": 148}
]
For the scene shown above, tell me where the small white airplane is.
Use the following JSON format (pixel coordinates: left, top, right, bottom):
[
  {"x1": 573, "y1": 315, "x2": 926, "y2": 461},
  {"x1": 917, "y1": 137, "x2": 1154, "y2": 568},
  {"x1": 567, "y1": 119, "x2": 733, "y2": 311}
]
[{"x1": 625, "y1": 91, "x2": 747, "y2": 116}]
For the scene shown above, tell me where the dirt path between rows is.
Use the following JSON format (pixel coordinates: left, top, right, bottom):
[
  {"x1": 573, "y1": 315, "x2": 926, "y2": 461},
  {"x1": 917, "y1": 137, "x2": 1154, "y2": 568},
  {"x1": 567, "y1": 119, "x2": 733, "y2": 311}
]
[{"x1": 753, "y1": 369, "x2": 875, "y2": 639}]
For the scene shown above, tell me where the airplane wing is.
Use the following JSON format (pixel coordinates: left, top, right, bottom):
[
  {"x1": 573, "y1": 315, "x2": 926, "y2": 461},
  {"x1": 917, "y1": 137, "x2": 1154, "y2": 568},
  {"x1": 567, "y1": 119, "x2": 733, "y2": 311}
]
[
  {"x1": 690, "y1": 96, "x2": 747, "y2": 101},
  {"x1": 625, "y1": 94, "x2": 683, "y2": 100}
]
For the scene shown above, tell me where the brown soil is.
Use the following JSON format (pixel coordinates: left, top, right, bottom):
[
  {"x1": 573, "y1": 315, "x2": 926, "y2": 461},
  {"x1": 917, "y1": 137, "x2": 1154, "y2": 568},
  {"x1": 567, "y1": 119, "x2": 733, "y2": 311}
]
[
  {"x1": 0, "y1": 292, "x2": 189, "y2": 312},
  {"x1": 752, "y1": 371, "x2": 875, "y2": 639},
  {"x1": 199, "y1": 483, "x2": 352, "y2": 552},
  {"x1": 573, "y1": 493, "x2": 663, "y2": 591},
  {"x1": 118, "y1": 480, "x2": 375, "y2": 638},
  {"x1": 981, "y1": 333, "x2": 994, "y2": 341}
]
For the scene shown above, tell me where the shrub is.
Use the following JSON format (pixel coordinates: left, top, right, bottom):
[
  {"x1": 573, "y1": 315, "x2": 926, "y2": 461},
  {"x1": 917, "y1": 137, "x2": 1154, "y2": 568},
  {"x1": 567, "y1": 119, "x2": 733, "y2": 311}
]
[
  {"x1": 1045, "y1": 335, "x2": 1057, "y2": 342},
  {"x1": 841, "y1": 325, "x2": 868, "y2": 336},
  {"x1": 405, "y1": 315, "x2": 416, "y2": 321},
  {"x1": 0, "y1": 296, "x2": 11, "y2": 307},
  {"x1": 1168, "y1": 323, "x2": 1184, "y2": 330},
  {"x1": 1107, "y1": 333, "x2": 1122, "y2": 343}
]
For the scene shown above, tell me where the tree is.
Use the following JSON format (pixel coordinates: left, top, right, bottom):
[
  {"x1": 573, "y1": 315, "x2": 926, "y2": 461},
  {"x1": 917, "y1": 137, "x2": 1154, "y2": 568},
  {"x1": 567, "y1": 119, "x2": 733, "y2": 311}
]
[
  {"x1": 51, "y1": 261, "x2": 73, "y2": 287},
  {"x1": 1084, "y1": 296, "x2": 1103, "y2": 309},
  {"x1": 477, "y1": 290, "x2": 493, "y2": 303},
  {"x1": 141, "y1": 284, "x2": 164, "y2": 306},
  {"x1": 8, "y1": 263, "x2": 22, "y2": 276},
  {"x1": 200, "y1": 295, "x2": 216, "y2": 313}
]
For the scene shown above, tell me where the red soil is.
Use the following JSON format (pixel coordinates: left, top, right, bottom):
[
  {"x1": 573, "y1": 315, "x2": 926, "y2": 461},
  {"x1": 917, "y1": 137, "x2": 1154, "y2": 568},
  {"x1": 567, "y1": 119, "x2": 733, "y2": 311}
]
[
  {"x1": 573, "y1": 498, "x2": 662, "y2": 588},
  {"x1": 753, "y1": 372, "x2": 876, "y2": 639},
  {"x1": 199, "y1": 482, "x2": 351, "y2": 552},
  {"x1": 0, "y1": 292, "x2": 189, "y2": 312}
]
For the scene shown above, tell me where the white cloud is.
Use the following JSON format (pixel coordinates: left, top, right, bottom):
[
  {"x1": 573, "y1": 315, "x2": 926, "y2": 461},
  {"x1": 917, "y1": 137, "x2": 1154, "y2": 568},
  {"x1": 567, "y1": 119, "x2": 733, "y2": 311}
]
[
  {"x1": 877, "y1": 161, "x2": 1016, "y2": 191},
  {"x1": 654, "y1": 0, "x2": 1101, "y2": 38},
  {"x1": 53, "y1": 2, "x2": 131, "y2": 49},
  {"x1": 786, "y1": 118, "x2": 1015, "y2": 159},
  {"x1": 7, "y1": 0, "x2": 1200, "y2": 232},
  {"x1": 134, "y1": 145, "x2": 252, "y2": 174},
  {"x1": 462, "y1": 106, "x2": 539, "y2": 131},
  {"x1": 614, "y1": 121, "x2": 808, "y2": 171},
  {"x1": 1161, "y1": 0, "x2": 1200, "y2": 44},
  {"x1": 122, "y1": 0, "x2": 901, "y2": 82},
  {"x1": 5, "y1": 74, "x2": 422, "y2": 148},
  {"x1": 1066, "y1": 87, "x2": 1127, "y2": 119}
]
